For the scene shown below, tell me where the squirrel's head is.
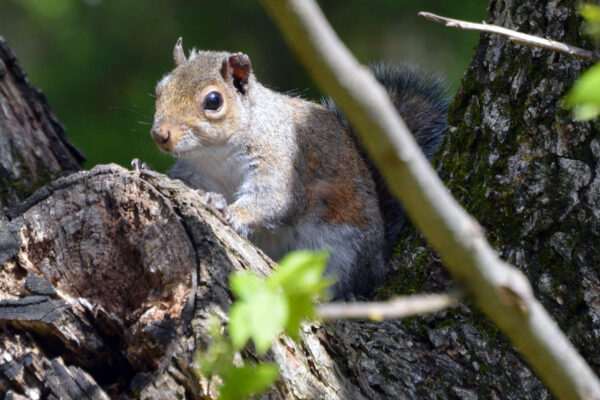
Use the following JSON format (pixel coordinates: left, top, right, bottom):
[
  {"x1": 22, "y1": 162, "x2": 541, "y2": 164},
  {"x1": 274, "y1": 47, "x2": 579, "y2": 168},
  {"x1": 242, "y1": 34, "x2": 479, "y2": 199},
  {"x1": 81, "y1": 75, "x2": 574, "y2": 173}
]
[{"x1": 151, "y1": 38, "x2": 254, "y2": 157}]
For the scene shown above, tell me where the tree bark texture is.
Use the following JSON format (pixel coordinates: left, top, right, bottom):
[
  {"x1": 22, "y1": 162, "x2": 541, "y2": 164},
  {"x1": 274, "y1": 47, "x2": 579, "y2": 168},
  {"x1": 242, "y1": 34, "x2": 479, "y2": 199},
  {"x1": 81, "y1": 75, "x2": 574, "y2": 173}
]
[
  {"x1": 382, "y1": 0, "x2": 600, "y2": 398},
  {"x1": 0, "y1": 36, "x2": 84, "y2": 215},
  {"x1": 1, "y1": 1, "x2": 598, "y2": 399}
]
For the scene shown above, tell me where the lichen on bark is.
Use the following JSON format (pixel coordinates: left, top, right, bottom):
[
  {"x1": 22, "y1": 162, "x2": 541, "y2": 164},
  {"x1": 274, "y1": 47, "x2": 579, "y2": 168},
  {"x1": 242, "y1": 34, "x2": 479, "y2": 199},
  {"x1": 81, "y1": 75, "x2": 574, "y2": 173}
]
[
  {"x1": 383, "y1": 0, "x2": 600, "y2": 396},
  {"x1": 442, "y1": 0, "x2": 600, "y2": 357}
]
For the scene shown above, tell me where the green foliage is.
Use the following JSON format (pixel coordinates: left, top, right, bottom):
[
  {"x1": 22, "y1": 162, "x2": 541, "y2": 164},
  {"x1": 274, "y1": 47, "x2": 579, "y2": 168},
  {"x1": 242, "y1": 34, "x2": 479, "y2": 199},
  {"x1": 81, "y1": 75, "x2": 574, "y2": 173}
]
[
  {"x1": 581, "y1": 4, "x2": 600, "y2": 36},
  {"x1": 229, "y1": 282, "x2": 288, "y2": 354},
  {"x1": 194, "y1": 250, "x2": 331, "y2": 399},
  {"x1": 271, "y1": 251, "x2": 332, "y2": 337},
  {"x1": 563, "y1": 4, "x2": 600, "y2": 120},
  {"x1": 228, "y1": 250, "x2": 331, "y2": 353},
  {"x1": 563, "y1": 63, "x2": 600, "y2": 120},
  {"x1": 219, "y1": 365, "x2": 280, "y2": 400},
  {"x1": 0, "y1": 0, "x2": 486, "y2": 171}
]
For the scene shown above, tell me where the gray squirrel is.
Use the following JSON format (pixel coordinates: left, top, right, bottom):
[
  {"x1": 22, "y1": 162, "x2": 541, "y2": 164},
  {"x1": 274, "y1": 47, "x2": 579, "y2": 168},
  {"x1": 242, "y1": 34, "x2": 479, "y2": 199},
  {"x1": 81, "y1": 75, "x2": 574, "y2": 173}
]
[{"x1": 150, "y1": 38, "x2": 448, "y2": 299}]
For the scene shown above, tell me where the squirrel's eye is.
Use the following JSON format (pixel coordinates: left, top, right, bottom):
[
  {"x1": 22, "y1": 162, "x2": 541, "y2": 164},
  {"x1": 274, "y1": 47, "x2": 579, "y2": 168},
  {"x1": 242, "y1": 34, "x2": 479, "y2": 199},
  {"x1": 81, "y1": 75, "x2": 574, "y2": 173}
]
[
  {"x1": 203, "y1": 91, "x2": 223, "y2": 111},
  {"x1": 196, "y1": 86, "x2": 227, "y2": 119}
]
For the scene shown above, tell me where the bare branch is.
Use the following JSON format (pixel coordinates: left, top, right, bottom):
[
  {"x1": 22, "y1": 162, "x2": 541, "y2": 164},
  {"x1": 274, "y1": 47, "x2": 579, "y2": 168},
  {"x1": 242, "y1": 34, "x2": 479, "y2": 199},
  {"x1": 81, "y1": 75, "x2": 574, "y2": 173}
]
[
  {"x1": 317, "y1": 291, "x2": 463, "y2": 321},
  {"x1": 259, "y1": 1, "x2": 600, "y2": 399},
  {"x1": 419, "y1": 11, "x2": 600, "y2": 62}
]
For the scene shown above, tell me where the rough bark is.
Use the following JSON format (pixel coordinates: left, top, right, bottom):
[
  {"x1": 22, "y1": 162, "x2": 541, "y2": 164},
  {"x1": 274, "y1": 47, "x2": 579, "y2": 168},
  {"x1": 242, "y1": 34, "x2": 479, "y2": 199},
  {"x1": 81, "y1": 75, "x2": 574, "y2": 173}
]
[
  {"x1": 379, "y1": 0, "x2": 599, "y2": 398},
  {"x1": 0, "y1": 36, "x2": 84, "y2": 215},
  {"x1": 1, "y1": 1, "x2": 599, "y2": 399},
  {"x1": 444, "y1": 2, "x2": 600, "y2": 370}
]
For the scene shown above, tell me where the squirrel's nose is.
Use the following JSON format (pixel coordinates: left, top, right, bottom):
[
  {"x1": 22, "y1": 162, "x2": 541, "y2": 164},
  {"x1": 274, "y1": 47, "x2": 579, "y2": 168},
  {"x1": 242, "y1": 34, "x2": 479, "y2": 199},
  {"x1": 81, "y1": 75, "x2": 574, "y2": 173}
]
[
  {"x1": 156, "y1": 128, "x2": 171, "y2": 145},
  {"x1": 151, "y1": 124, "x2": 173, "y2": 149}
]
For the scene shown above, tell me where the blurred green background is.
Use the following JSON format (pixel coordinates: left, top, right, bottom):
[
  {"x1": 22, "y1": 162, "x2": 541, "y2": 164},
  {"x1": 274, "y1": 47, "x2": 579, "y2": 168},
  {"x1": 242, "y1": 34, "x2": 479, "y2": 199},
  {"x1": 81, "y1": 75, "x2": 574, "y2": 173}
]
[{"x1": 0, "y1": 0, "x2": 486, "y2": 172}]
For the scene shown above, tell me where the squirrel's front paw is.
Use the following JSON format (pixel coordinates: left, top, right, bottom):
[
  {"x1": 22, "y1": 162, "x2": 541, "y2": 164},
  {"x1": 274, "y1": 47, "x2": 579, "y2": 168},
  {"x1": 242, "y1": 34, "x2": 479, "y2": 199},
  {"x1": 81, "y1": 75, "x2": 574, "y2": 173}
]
[
  {"x1": 201, "y1": 193, "x2": 250, "y2": 237},
  {"x1": 224, "y1": 204, "x2": 251, "y2": 237},
  {"x1": 131, "y1": 158, "x2": 156, "y2": 172},
  {"x1": 201, "y1": 191, "x2": 230, "y2": 220}
]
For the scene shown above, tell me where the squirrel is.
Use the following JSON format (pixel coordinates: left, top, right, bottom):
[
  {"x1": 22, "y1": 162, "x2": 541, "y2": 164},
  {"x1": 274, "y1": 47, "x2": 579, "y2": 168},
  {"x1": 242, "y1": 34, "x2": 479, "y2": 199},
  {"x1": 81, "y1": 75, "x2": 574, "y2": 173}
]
[{"x1": 150, "y1": 38, "x2": 448, "y2": 300}]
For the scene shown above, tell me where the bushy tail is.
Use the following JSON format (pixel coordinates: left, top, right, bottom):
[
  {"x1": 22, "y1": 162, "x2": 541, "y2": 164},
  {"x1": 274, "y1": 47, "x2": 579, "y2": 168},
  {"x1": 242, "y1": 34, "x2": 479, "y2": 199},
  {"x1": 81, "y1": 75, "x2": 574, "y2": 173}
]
[{"x1": 324, "y1": 62, "x2": 450, "y2": 255}]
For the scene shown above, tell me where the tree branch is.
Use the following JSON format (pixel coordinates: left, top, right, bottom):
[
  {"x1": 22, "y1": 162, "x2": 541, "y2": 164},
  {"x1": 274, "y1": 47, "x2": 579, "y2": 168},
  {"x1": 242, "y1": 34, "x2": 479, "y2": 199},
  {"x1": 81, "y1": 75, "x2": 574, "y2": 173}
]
[
  {"x1": 419, "y1": 11, "x2": 600, "y2": 62},
  {"x1": 317, "y1": 291, "x2": 462, "y2": 321},
  {"x1": 259, "y1": 1, "x2": 600, "y2": 399}
]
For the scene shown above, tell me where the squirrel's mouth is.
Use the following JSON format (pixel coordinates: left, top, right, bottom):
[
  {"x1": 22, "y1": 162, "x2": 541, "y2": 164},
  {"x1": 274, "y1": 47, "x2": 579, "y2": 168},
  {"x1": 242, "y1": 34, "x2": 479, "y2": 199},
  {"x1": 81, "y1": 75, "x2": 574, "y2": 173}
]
[
  {"x1": 151, "y1": 120, "x2": 232, "y2": 158},
  {"x1": 170, "y1": 135, "x2": 216, "y2": 158},
  {"x1": 151, "y1": 123, "x2": 204, "y2": 155},
  {"x1": 170, "y1": 148, "x2": 198, "y2": 158}
]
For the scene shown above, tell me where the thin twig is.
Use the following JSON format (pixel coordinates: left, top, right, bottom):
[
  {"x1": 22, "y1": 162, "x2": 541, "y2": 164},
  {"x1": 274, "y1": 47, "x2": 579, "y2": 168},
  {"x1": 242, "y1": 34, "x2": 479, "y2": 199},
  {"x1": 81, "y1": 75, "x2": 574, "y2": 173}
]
[
  {"x1": 317, "y1": 291, "x2": 463, "y2": 321},
  {"x1": 419, "y1": 11, "x2": 600, "y2": 62},
  {"x1": 260, "y1": 1, "x2": 600, "y2": 399}
]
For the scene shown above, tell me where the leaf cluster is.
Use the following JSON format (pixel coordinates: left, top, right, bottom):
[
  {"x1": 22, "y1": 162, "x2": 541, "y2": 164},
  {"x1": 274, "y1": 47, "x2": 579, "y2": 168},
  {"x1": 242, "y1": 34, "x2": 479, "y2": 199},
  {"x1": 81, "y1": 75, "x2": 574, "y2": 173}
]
[
  {"x1": 193, "y1": 250, "x2": 331, "y2": 399},
  {"x1": 563, "y1": 4, "x2": 600, "y2": 120}
]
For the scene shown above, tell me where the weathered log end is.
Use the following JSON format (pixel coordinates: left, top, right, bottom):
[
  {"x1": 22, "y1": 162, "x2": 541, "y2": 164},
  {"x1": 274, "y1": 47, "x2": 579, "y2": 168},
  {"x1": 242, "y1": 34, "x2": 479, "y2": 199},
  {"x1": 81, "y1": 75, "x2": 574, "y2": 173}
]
[{"x1": 2, "y1": 165, "x2": 199, "y2": 394}]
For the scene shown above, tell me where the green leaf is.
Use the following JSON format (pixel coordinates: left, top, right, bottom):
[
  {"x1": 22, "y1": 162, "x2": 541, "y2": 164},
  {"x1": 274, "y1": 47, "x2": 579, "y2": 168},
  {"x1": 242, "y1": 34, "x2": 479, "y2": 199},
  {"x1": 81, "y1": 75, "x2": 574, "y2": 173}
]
[
  {"x1": 580, "y1": 4, "x2": 600, "y2": 36},
  {"x1": 581, "y1": 4, "x2": 600, "y2": 22},
  {"x1": 564, "y1": 63, "x2": 600, "y2": 106},
  {"x1": 193, "y1": 338, "x2": 234, "y2": 377},
  {"x1": 249, "y1": 290, "x2": 289, "y2": 354},
  {"x1": 230, "y1": 271, "x2": 264, "y2": 300},
  {"x1": 228, "y1": 251, "x2": 331, "y2": 355},
  {"x1": 206, "y1": 314, "x2": 224, "y2": 339},
  {"x1": 229, "y1": 284, "x2": 289, "y2": 354},
  {"x1": 573, "y1": 104, "x2": 600, "y2": 121},
  {"x1": 269, "y1": 250, "x2": 330, "y2": 294},
  {"x1": 563, "y1": 62, "x2": 600, "y2": 120},
  {"x1": 284, "y1": 293, "x2": 316, "y2": 339},
  {"x1": 229, "y1": 301, "x2": 253, "y2": 350},
  {"x1": 220, "y1": 364, "x2": 280, "y2": 400}
]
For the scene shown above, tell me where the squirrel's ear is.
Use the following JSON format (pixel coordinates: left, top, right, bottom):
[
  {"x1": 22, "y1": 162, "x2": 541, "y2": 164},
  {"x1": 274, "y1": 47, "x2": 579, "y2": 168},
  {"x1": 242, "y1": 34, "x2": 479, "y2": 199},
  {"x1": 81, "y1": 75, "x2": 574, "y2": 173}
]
[
  {"x1": 221, "y1": 53, "x2": 251, "y2": 94},
  {"x1": 173, "y1": 37, "x2": 186, "y2": 66}
]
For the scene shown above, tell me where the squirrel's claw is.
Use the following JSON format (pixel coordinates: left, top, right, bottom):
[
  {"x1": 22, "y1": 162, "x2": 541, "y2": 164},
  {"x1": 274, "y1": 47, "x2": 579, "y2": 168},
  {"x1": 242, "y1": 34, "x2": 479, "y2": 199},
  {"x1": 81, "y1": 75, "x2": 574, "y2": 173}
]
[
  {"x1": 200, "y1": 192, "x2": 248, "y2": 237},
  {"x1": 201, "y1": 191, "x2": 230, "y2": 221},
  {"x1": 131, "y1": 158, "x2": 156, "y2": 172}
]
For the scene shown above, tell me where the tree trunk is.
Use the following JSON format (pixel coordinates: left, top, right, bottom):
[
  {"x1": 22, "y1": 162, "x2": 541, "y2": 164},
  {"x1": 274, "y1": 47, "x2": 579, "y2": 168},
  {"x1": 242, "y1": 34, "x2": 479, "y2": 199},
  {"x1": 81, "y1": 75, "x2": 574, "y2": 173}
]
[
  {"x1": 0, "y1": 36, "x2": 84, "y2": 215},
  {"x1": 1, "y1": 1, "x2": 598, "y2": 399},
  {"x1": 379, "y1": 0, "x2": 597, "y2": 398}
]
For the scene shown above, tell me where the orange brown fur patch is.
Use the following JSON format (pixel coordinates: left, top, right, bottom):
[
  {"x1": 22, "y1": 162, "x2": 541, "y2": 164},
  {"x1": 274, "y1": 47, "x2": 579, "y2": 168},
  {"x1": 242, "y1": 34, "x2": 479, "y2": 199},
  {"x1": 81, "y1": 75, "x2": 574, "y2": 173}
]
[{"x1": 313, "y1": 180, "x2": 368, "y2": 227}]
